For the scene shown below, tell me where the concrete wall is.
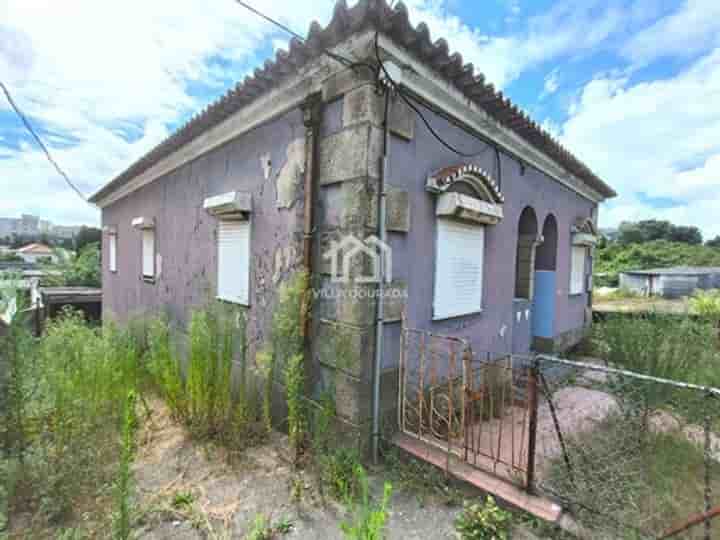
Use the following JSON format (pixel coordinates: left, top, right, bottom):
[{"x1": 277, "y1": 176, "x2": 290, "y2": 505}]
[{"x1": 101, "y1": 107, "x2": 307, "y2": 365}]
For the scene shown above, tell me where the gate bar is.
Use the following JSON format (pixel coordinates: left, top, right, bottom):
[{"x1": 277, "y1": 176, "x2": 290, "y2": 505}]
[{"x1": 525, "y1": 356, "x2": 539, "y2": 493}]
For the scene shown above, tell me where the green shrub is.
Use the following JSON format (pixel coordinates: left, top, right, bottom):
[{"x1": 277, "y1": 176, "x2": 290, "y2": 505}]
[
  {"x1": 146, "y1": 316, "x2": 184, "y2": 419},
  {"x1": 454, "y1": 496, "x2": 511, "y2": 540},
  {"x1": 321, "y1": 447, "x2": 363, "y2": 503},
  {"x1": 255, "y1": 271, "x2": 309, "y2": 435},
  {"x1": 2, "y1": 310, "x2": 144, "y2": 531},
  {"x1": 689, "y1": 289, "x2": 720, "y2": 319},
  {"x1": 285, "y1": 353, "x2": 306, "y2": 456},
  {"x1": 187, "y1": 308, "x2": 231, "y2": 434}
]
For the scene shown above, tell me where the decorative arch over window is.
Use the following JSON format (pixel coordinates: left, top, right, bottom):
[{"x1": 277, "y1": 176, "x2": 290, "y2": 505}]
[
  {"x1": 570, "y1": 217, "x2": 597, "y2": 295},
  {"x1": 428, "y1": 165, "x2": 505, "y2": 319},
  {"x1": 427, "y1": 164, "x2": 504, "y2": 225},
  {"x1": 571, "y1": 217, "x2": 598, "y2": 247}
]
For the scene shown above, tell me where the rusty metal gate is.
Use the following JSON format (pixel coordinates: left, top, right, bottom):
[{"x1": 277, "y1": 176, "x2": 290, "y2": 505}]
[{"x1": 398, "y1": 315, "x2": 538, "y2": 489}]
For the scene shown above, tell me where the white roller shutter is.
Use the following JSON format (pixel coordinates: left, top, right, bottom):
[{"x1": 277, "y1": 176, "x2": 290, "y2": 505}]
[
  {"x1": 109, "y1": 234, "x2": 117, "y2": 272},
  {"x1": 570, "y1": 245, "x2": 586, "y2": 295},
  {"x1": 142, "y1": 229, "x2": 155, "y2": 278},
  {"x1": 217, "y1": 220, "x2": 250, "y2": 305},
  {"x1": 433, "y1": 218, "x2": 484, "y2": 320}
]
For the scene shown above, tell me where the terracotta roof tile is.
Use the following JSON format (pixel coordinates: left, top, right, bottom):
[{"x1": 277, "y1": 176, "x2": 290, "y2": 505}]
[{"x1": 90, "y1": 0, "x2": 615, "y2": 204}]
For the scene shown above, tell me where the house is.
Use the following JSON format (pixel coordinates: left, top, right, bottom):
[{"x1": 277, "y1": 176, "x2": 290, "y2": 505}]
[
  {"x1": 89, "y1": 0, "x2": 615, "y2": 445},
  {"x1": 619, "y1": 267, "x2": 720, "y2": 298},
  {"x1": 15, "y1": 243, "x2": 56, "y2": 264}
]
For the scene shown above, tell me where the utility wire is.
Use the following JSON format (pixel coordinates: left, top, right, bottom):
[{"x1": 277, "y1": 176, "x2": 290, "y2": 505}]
[
  {"x1": 373, "y1": 34, "x2": 490, "y2": 159},
  {"x1": 1, "y1": 81, "x2": 88, "y2": 203}
]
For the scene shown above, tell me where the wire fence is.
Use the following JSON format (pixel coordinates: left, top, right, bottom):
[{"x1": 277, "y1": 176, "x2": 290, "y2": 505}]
[{"x1": 534, "y1": 355, "x2": 720, "y2": 539}]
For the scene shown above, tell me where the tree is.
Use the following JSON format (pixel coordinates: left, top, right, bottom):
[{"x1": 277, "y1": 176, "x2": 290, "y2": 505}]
[
  {"x1": 617, "y1": 219, "x2": 703, "y2": 245},
  {"x1": 41, "y1": 242, "x2": 101, "y2": 287},
  {"x1": 706, "y1": 236, "x2": 720, "y2": 248},
  {"x1": 617, "y1": 221, "x2": 645, "y2": 244},
  {"x1": 669, "y1": 225, "x2": 702, "y2": 245},
  {"x1": 74, "y1": 226, "x2": 102, "y2": 252},
  {"x1": 594, "y1": 240, "x2": 720, "y2": 287}
]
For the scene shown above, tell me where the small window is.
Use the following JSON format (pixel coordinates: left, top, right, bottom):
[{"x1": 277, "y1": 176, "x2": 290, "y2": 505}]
[
  {"x1": 142, "y1": 229, "x2": 155, "y2": 279},
  {"x1": 570, "y1": 245, "x2": 586, "y2": 295},
  {"x1": 217, "y1": 219, "x2": 250, "y2": 305},
  {"x1": 108, "y1": 233, "x2": 117, "y2": 273},
  {"x1": 433, "y1": 218, "x2": 484, "y2": 319}
]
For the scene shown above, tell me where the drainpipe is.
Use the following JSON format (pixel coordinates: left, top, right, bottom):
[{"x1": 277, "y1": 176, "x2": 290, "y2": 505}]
[
  {"x1": 372, "y1": 88, "x2": 391, "y2": 464},
  {"x1": 301, "y1": 94, "x2": 321, "y2": 388}
]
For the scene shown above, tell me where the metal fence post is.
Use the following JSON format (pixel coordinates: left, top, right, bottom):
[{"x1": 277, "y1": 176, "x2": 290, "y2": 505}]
[
  {"x1": 704, "y1": 413, "x2": 712, "y2": 540},
  {"x1": 525, "y1": 354, "x2": 540, "y2": 493}
]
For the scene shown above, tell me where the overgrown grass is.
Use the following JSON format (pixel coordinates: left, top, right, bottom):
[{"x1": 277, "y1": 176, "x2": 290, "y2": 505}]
[
  {"x1": 593, "y1": 313, "x2": 719, "y2": 387},
  {"x1": 145, "y1": 304, "x2": 267, "y2": 449},
  {"x1": 1, "y1": 309, "x2": 143, "y2": 534},
  {"x1": 544, "y1": 415, "x2": 720, "y2": 539}
]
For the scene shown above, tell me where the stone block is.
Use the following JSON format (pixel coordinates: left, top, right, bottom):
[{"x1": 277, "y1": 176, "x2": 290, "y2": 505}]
[
  {"x1": 333, "y1": 369, "x2": 372, "y2": 423},
  {"x1": 388, "y1": 97, "x2": 414, "y2": 141},
  {"x1": 315, "y1": 319, "x2": 372, "y2": 378},
  {"x1": 383, "y1": 279, "x2": 407, "y2": 323},
  {"x1": 319, "y1": 124, "x2": 372, "y2": 185},
  {"x1": 342, "y1": 84, "x2": 383, "y2": 128},
  {"x1": 386, "y1": 188, "x2": 410, "y2": 232},
  {"x1": 322, "y1": 65, "x2": 375, "y2": 102}
]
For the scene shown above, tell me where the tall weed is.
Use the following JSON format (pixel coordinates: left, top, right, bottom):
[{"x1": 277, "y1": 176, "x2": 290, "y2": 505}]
[
  {"x1": 340, "y1": 464, "x2": 392, "y2": 540},
  {"x1": 113, "y1": 390, "x2": 138, "y2": 540}
]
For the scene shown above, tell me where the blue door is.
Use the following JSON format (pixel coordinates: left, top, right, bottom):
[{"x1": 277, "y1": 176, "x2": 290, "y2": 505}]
[{"x1": 532, "y1": 270, "x2": 556, "y2": 339}]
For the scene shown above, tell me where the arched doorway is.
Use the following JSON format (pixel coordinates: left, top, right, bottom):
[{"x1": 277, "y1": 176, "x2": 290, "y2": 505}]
[
  {"x1": 533, "y1": 215, "x2": 558, "y2": 346},
  {"x1": 512, "y1": 207, "x2": 538, "y2": 354},
  {"x1": 514, "y1": 207, "x2": 538, "y2": 300}
]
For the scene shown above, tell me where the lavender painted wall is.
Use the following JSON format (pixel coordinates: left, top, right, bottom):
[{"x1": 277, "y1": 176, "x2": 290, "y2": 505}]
[
  {"x1": 382, "y1": 99, "x2": 595, "y2": 366},
  {"x1": 101, "y1": 108, "x2": 307, "y2": 362}
]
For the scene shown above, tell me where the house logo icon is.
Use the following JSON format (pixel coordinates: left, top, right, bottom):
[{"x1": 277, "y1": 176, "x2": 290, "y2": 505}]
[{"x1": 324, "y1": 234, "x2": 392, "y2": 284}]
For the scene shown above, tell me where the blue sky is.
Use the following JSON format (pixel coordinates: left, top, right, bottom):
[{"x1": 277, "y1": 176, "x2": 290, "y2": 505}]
[{"x1": 1, "y1": 0, "x2": 719, "y2": 238}]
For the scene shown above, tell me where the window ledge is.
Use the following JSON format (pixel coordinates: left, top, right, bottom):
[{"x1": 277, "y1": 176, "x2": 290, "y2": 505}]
[
  {"x1": 142, "y1": 276, "x2": 155, "y2": 284},
  {"x1": 432, "y1": 309, "x2": 483, "y2": 322},
  {"x1": 216, "y1": 296, "x2": 249, "y2": 307},
  {"x1": 569, "y1": 292, "x2": 585, "y2": 297}
]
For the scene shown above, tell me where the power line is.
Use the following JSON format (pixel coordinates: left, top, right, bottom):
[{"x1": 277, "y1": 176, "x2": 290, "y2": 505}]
[
  {"x1": 374, "y1": 33, "x2": 490, "y2": 159},
  {"x1": 1, "y1": 81, "x2": 88, "y2": 203}
]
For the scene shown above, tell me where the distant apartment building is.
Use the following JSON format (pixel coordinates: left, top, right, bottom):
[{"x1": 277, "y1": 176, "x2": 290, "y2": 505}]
[
  {"x1": 0, "y1": 214, "x2": 41, "y2": 237},
  {"x1": 0, "y1": 214, "x2": 83, "y2": 241}
]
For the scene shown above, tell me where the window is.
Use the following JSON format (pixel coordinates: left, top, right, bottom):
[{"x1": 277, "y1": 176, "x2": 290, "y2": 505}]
[
  {"x1": 433, "y1": 218, "x2": 484, "y2": 319},
  {"x1": 570, "y1": 245, "x2": 586, "y2": 295},
  {"x1": 142, "y1": 229, "x2": 155, "y2": 280},
  {"x1": 108, "y1": 233, "x2": 117, "y2": 273},
  {"x1": 217, "y1": 219, "x2": 250, "y2": 305}
]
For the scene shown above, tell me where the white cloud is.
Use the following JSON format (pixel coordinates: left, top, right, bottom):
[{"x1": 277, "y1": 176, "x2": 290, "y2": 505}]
[
  {"x1": 540, "y1": 67, "x2": 560, "y2": 98},
  {"x1": 404, "y1": 0, "x2": 649, "y2": 88},
  {"x1": 560, "y1": 49, "x2": 720, "y2": 237},
  {"x1": 0, "y1": 0, "x2": 337, "y2": 225},
  {"x1": 623, "y1": 0, "x2": 720, "y2": 65}
]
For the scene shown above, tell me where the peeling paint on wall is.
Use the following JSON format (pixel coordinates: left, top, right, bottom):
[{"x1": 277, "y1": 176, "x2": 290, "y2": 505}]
[
  {"x1": 275, "y1": 138, "x2": 306, "y2": 209},
  {"x1": 260, "y1": 153, "x2": 272, "y2": 180}
]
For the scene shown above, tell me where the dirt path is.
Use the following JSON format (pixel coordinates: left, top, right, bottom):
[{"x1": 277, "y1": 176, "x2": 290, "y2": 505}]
[{"x1": 131, "y1": 400, "x2": 476, "y2": 539}]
